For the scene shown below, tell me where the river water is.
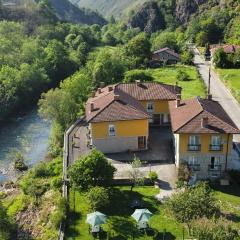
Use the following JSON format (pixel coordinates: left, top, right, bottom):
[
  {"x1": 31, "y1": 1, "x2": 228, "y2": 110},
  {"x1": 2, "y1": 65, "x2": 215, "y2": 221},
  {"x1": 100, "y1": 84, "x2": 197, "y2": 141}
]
[{"x1": 0, "y1": 109, "x2": 51, "y2": 183}]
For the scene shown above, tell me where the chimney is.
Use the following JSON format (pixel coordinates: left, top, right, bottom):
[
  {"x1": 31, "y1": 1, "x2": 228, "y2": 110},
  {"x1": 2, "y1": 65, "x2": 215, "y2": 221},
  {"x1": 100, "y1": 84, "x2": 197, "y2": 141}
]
[
  {"x1": 100, "y1": 82, "x2": 105, "y2": 88},
  {"x1": 90, "y1": 102, "x2": 94, "y2": 112},
  {"x1": 201, "y1": 117, "x2": 208, "y2": 128},
  {"x1": 108, "y1": 86, "x2": 113, "y2": 92},
  {"x1": 207, "y1": 94, "x2": 212, "y2": 100},
  {"x1": 114, "y1": 94, "x2": 120, "y2": 101},
  {"x1": 176, "y1": 94, "x2": 181, "y2": 108},
  {"x1": 135, "y1": 80, "x2": 141, "y2": 86},
  {"x1": 97, "y1": 88, "x2": 102, "y2": 94}
]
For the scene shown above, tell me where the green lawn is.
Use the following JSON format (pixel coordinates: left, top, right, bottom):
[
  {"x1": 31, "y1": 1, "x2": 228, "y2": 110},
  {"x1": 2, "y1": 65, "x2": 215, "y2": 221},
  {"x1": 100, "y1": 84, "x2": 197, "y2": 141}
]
[
  {"x1": 129, "y1": 65, "x2": 207, "y2": 99},
  {"x1": 65, "y1": 186, "x2": 187, "y2": 240},
  {"x1": 213, "y1": 183, "x2": 240, "y2": 229},
  {"x1": 216, "y1": 68, "x2": 240, "y2": 103}
]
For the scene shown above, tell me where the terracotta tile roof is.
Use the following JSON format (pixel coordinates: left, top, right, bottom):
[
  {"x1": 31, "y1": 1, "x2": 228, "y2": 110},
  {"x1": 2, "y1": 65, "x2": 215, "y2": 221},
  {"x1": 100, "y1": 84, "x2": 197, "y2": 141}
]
[
  {"x1": 153, "y1": 47, "x2": 180, "y2": 59},
  {"x1": 169, "y1": 97, "x2": 240, "y2": 134},
  {"x1": 211, "y1": 44, "x2": 240, "y2": 55},
  {"x1": 116, "y1": 82, "x2": 181, "y2": 101},
  {"x1": 86, "y1": 84, "x2": 150, "y2": 123},
  {"x1": 86, "y1": 82, "x2": 181, "y2": 123}
]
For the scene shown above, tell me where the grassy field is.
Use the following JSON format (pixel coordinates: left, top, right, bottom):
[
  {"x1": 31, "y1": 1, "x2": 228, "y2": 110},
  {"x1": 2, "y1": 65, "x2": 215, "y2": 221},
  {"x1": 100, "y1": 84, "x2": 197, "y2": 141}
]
[
  {"x1": 65, "y1": 186, "x2": 187, "y2": 240},
  {"x1": 127, "y1": 65, "x2": 207, "y2": 99},
  {"x1": 216, "y1": 68, "x2": 240, "y2": 103},
  {"x1": 213, "y1": 183, "x2": 240, "y2": 230}
]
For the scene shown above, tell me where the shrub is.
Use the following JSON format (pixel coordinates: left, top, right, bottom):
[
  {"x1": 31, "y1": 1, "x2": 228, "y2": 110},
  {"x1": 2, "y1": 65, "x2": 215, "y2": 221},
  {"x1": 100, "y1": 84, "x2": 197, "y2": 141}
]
[
  {"x1": 192, "y1": 217, "x2": 239, "y2": 240},
  {"x1": 148, "y1": 171, "x2": 158, "y2": 183},
  {"x1": 177, "y1": 70, "x2": 190, "y2": 81},
  {"x1": 50, "y1": 198, "x2": 67, "y2": 229},
  {"x1": 86, "y1": 186, "x2": 110, "y2": 211},
  {"x1": 167, "y1": 182, "x2": 218, "y2": 232},
  {"x1": 123, "y1": 70, "x2": 153, "y2": 83},
  {"x1": 181, "y1": 51, "x2": 194, "y2": 65},
  {"x1": 13, "y1": 152, "x2": 28, "y2": 171},
  {"x1": 68, "y1": 150, "x2": 116, "y2": 191},
  {"x1": 177, "y1": 162, "x2": 192, "y2": 184}
]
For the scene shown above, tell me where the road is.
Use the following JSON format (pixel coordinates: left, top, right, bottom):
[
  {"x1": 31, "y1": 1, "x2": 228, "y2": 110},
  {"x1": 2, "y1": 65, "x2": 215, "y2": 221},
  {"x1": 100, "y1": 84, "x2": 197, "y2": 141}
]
[{"x1": 193, "y1": 47, "x2": 240, "y2": 142}]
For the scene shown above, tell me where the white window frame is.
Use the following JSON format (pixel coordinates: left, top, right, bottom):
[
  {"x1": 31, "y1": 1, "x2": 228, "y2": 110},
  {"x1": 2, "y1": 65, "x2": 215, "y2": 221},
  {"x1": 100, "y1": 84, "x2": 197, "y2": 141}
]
[
  {"x1": 188, "y1": 156, "x2": 199, "y2": 166},
  {"x1": 189, "y1": 135, "x2": 200, "y2": 151},
  {"x1": 147, "y1": 102, "x2": 154, "y2": 113},
  {"x1": 108, "y1": 124, "x2": 116, "y2": 137}
]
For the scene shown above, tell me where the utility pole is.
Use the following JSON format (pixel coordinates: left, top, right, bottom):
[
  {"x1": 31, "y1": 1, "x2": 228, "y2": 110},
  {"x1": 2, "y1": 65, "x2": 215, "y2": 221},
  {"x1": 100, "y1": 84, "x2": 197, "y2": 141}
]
[{"x1": 208, "y1": 66, "x2": 211, "y2": 95}]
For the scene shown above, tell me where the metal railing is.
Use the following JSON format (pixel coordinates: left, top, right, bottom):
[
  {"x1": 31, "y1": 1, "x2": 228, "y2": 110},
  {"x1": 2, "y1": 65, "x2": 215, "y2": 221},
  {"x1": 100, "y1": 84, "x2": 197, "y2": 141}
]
[
  {"x1": 209, "y1": 144, "x2": 223, "y2": 151},
  {"x1": 188, "y1": 144, "x2": 201, "y2": 151}
]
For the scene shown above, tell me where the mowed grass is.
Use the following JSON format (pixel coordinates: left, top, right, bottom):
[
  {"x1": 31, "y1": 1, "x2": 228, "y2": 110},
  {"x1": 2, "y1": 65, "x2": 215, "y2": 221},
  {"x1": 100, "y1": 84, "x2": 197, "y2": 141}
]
[
  {"x1": 65, "y1": 186, "x2": 187, "y2": 240},
  {"x1": 128, "y1": 65, "x2": 207, "y2": 99},
  {"x1": 216, "y1": 68, "x2": 240, "y2": 102}
]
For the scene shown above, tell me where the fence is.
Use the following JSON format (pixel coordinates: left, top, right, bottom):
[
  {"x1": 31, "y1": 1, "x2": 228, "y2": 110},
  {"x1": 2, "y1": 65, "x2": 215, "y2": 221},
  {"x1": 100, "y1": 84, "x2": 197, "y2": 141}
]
[{"x1": 58, "y1": 118, "x2": 85, "y2": 240}]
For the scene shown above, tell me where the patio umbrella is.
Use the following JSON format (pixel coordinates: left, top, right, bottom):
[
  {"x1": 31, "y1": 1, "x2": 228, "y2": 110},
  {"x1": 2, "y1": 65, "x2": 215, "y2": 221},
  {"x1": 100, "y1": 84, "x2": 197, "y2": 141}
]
[
  {"x1": 131, "y1": 209, "x2": 153, "y2": 223},
  {"x1": 86, "y1": 211, "x2": 107, "y2": 227}
]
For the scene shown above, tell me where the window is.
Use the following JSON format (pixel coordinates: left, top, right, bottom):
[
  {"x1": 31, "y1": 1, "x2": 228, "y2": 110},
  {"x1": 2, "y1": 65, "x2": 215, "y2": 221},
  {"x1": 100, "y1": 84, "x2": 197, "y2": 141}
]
[
  {"x1": 109, "y1": 124, "x2": 116, "y2": 137},
  {"x1": 210, "y1": 135, "x2": 222, "y2": 151},
  {"x1": 188, "y1": 156, "x2": 199, "y2": 166},
  {"x1": 147, "y1": 102, "x2": 154, "y2": 113},
  {"x1": 210, "y1": 156, "x2": 221, "y2": 170},
  {"x1": 188, "y1": 135, "x2": 200, "y2": 151}
]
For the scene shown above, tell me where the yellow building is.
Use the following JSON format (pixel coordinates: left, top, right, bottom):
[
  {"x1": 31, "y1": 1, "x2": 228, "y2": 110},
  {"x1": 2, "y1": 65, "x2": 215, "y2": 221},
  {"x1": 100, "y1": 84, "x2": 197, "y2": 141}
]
[
  {"x1": 169, "y1": 96, "x2": 240, "y2": 179},
  {"x1": 85, "y1": 81, "x2": 181, "y2": 153}
]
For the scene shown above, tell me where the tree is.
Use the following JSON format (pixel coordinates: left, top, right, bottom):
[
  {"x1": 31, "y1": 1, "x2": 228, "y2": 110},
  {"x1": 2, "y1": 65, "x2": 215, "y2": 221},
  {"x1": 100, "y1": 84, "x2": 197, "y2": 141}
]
[
  {"x1": 123, "y1": 70, "x2": 153, "y2": 83},
  {"x1": 123, "y1": 32, "x2": 151, "y2": 69},
  {"x1": 196, "y1": 31, "x2": 208, "y2": 46},
  {"x1": 181, "y1": 51, "x2": 194, "y2": 65},
  {"x1": 68, "y1": 150, "x2": 116, "y2": 191},
  {"x1": 86, "y1": 186, "x2": 110, "y2": 211},
  {"x1": 152, "y1": 31, "x2": 179, "y2": 52},
  {"x1": 167, "y1": 182, "x2": 218, "y2": 232},
  {"x1": 213, "y1": 48, "x2": 229, "y2": 68},
  {"x1": 148, "y1": 171, "x2": 158, "y2": 183},
  {"x1": 13, "y1": 151, "x2": 28, "y2": 171},
  {"x1": 192, "y1": 218, "x2": 239, "y2": 240},
  {"x1": 129, "y1": 155, "x2": 144, "y2": 191}
]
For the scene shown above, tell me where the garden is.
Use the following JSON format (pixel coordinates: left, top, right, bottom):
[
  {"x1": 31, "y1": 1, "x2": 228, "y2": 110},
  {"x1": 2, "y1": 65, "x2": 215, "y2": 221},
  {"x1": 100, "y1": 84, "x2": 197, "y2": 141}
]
[{"x1": 65, "y1": 151, "x2": 240, "y2": 240}]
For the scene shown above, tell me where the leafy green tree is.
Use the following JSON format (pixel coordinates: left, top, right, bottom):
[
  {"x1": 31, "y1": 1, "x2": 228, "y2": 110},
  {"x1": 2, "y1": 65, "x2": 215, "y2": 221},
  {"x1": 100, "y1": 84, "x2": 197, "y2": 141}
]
[
  {"x1": 123, "y1": 32, "x2": 151, "y2": 69},
  {"x1": 86, "y1": 186, "x2": 110, "y2": 211},
  {"x1": 196, "y1": 31, "x2": 208, "y2": 47},
  {"x1": 148, "y1": 171, "x2": 158, "y2": 183},
  {"x1": 13, "y1": 151, "x2": 28, "y2": 171},
  {"x1": 177, "y1": 70, "x2": 190, "y2": 82},
  {"x1": 39, "y1": 88, "x2": 79, "y2": 130},
  {"x1": 69, "y1": 150, "x2": 116, "y2": 191},
  {"x1": 168, "y1": 182, "x2": 218, "y2": 232},
  {"x1": 152, "y1": 31, "x2": 179, "y2": 52},
  {"x1": 91, "y1": 48, "x2": 125, "y2": 86},
  {"x1": 213, "y1": 48, "x2": 229, "y2": 68},
  {"x1": 181, "y1": 51, "x2": 194, "y2": 65}
]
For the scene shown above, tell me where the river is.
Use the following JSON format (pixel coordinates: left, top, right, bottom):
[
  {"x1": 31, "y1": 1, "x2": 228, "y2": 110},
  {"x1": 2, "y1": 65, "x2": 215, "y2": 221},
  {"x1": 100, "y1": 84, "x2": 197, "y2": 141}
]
[{"x1": 0, "y1": 109, "x2": 51, "y2": 183}]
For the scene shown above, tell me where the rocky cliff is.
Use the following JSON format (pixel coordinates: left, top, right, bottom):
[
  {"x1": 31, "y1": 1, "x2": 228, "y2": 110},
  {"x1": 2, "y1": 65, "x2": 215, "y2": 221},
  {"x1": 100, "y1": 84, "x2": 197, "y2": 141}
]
[{"x1": 128, "y1": 1, "x2": 165, "y2": 34}]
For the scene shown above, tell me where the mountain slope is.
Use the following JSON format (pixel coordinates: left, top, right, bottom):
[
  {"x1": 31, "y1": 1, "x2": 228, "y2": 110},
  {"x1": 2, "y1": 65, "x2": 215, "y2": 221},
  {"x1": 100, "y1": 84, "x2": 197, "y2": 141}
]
[
  {"x1": 69, "y1": 0, "x2": 148, "y2": 19},
  {"x1": 48, "y1": 0, "x2": 107, "y2": 25}
]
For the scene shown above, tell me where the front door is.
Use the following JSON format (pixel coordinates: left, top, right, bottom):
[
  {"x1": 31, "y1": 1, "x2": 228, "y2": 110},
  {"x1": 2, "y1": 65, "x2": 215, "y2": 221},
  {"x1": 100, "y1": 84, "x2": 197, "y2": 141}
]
[{"x1": 138, "y1": 136, "x2": 146, "y2": 150}]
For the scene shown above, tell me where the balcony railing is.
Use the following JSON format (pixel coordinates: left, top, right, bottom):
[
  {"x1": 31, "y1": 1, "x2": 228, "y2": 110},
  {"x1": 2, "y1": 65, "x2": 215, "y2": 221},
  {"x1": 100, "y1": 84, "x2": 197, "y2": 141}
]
[
  {"x1": 208, "y1": 164, "x2": 221, "y2": 172},
  {"x1": 189, "y1": 164, "x2": 200, "y2": 171},
  {"x1": 188, "y1": 144, "x2": 201, "y2": 151},
  {"x1": 209, "y1": 144, "x2": 223, "y2": 151}
]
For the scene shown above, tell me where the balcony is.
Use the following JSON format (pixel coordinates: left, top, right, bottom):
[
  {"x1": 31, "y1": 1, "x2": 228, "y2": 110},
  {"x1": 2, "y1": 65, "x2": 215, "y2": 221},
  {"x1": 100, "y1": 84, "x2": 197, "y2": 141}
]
[
  {"x1": 208, "y1": 164, "x2": 221, "y2": 172},
  {"x1": 209, "y1": 144, "x2": 223, "y2": 151},
  {"x1": 189, "y1": 164, "x2": 200, "y2": 171},
  {"x1": 188, "y1": 144, "x2": 201, "y2": 151}
]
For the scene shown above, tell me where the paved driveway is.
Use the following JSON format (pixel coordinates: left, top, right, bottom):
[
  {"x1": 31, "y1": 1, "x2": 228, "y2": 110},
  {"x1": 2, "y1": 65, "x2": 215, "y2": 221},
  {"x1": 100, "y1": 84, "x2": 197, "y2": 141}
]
[
  {"x1": 106, "y1": 127, "x2": 175, "y2": 163},
  {"x1": 193, "y1": 47, "x2": 240, "y2": 142}
]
